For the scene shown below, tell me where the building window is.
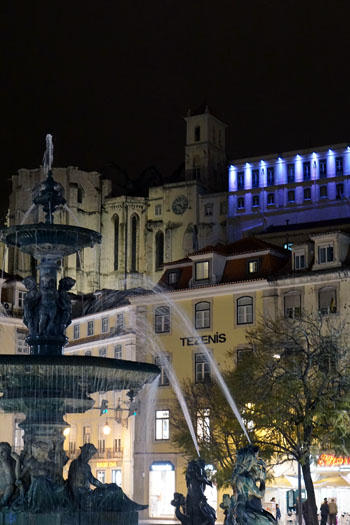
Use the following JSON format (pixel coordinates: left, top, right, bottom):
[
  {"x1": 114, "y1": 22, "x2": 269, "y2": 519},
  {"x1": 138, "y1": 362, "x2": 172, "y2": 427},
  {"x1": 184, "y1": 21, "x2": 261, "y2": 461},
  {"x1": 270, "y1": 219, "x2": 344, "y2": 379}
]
[
  {"x1": 195, "y1": 261, "x2": 209, "y2": 281},
  {"x1": 114, "y1": 344, "x2": 122, "y2": 359},
  {"x1": 237, "y1": 171, "x2": 244, "y2": 190},
  {"x1": 319, "y1": 287, "x2": 337, "y2": 314},
  {"x1": 99, "y1": 347, "x2": 107, "y2": 357},
  {"x1": 83, "y1": 426, "x2": 91, "y2": 444},
  {"x1": 155, "y1": 204, "x2": 162, "y2": 216},
  {"x1": 267, "y1": 167, "x2": 274, "y2": 186},
  {"x1": 69, "y1": 441, "x2": 76, "y2": 455},
  {"x1": 195, "y1": 126, "x2": 201, "y2": 142},
  {"x1": 73, "y1": 324, "x2": 80, "y2": 339},
  {"x1": 204, "y1": 203, "x2": 213, "y2": 216},
  {"x1": 155, "y1": 306, "x2": 170, "y2": 333},
  {"x1": 248, "y1": 260, "x2": 258, "y2": 274},
  {"x1": 236, "y1": 346, "x2": 253, "y2": 364},
  {"x1": 287, "y1": 190, "x2": 295, "y2": 203},
  {"x1": 237, "y1": 296, "x2": 253, "y2": 325},
  {"x1": 98, "y1": 440, "x2": 105, "y2": 454},
  {"x1": 303, "y1": 161, "x2": 311, "y2": 181},
  {"x1": 155, "y1": 410, "x2": 170, "y2": 440},
  {"x1": 116, "y1": 313, "x2": 124, "y2": 333},
  {"x1": 195, "y1": 301, "x2": 210, "y2": 329},
  {"x1": 114, "y1": 215, "x2": 119, "y2": 271},
  {"x1": 195, "y1": 353, "x2": 211, "y2": 383},
  {"x1": 77, "y1": 186, "x2": 84, "y2": 204},
  {"x1": 237, "y1": 197, "x2": 245, "y2": 209},
  {"x1": 267, "y1": 193, "x2": 275, "y2": 205},
  {"x1": 284, "y1": 292, "x2": 301, "y2": 318},
  {"x1": 16, "y1": 329, "x2": 30, "y2": 354},
  {"x1": 252, "y1": 195, "x2": 259, "y2": 207},
  {"x1": 97, "y1": 471, "x2": 106, "y2": 483},
  {"x1": 130, "y1": 215, "x2": 139, "y2": 272},
  {"x1": 220, "y1": 201, "x2": 227, "y2": 215},
  {"x1": 168, "y1": 271, "x2": 179, "y2": 285},
  {"x1": 319, "y1": 159, "x2": 327, "y2": 178},
  {"x1": 87, "y1": 320, "x2": 94, "y2": 336},
  {"x1": 155, "y1": 355, "x2": 170, "y2": 386},
  {"x1": 112, "y1": 469, "x2": 122, "y2": 486},
  {"x1": 294, "y1": 251, "x2": 305, "y2": 270},
  {"x1": 320, "y1": 185, "x2": 328, "y2": 199},
  {"x1": 304, "y1": 187, "x2": 311, "y2": 201},
  {"x1": 287, "y1": 163, "x2": 295, "y2": 183},
  {"x1": 101, "y1": 317, "x2": 109, "y2": 333},
  {"x1": 114, "y1": 439, "x2": 122, "y2": 454},
  {"x1": 318, "y1": 244, "x2": 334, "y2": 264},
  {"x1": 336, "y1": 156, "x2": 343, "y2": 176},
  {"x1": 149, "y1": 462, "x2": 175, "y2": 518},
  {"x1": 336, "y1": 183, "x2": 344, "y2": 199},
  {"x1": 252, "y1": 169, "x2": 259, "y2": 188},
  {"x1": 196, "y1": 409, "x2": 210, "y2": 442},
  {"x1": 85, "y1": 350, "x2": 91, "y2": 356},
  {"x1": 17, "y1": 290, "x2": 26, "y2": 309},
  {"x1": 155, "y1": 231, "x2": 164, "y2": 271}
]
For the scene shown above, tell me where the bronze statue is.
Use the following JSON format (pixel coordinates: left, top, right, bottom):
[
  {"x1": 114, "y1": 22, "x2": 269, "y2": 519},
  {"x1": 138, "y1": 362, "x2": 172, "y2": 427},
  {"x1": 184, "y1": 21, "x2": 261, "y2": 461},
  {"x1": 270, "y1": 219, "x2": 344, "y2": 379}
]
[
  {"x1": 0, "y1": 442, "x2": 16, "y2": 507},
  {"x1": 57, "y1": 277, "x2": 75, "y2": 333},
  {"x1": 23, "y1": 276, "x2": 40, "y2": 335}
]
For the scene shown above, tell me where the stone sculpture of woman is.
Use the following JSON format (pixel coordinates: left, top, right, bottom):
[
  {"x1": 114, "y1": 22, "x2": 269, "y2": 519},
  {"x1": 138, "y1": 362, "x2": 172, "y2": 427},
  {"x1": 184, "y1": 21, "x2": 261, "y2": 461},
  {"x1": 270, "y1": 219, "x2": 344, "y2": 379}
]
[
  {"x1": 57, "y1": 277, "x2": 75, "y2": 334},
  {"x1": 23, "y1": 276, "x2": 40, "y2": 336},
  {"x1": 67, "y1": 443, "x2": 147, "y2": 512},
  {"x1": 0, "y1": 442, "x2": 16, "y2": 507}
]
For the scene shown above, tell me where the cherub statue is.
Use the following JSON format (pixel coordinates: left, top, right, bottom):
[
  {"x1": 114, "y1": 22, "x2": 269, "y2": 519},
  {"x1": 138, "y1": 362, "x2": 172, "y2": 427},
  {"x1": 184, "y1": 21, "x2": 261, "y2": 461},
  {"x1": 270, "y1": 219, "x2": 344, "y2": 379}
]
[
  {"x1": 23, "y1": 276, "x2": 40, "y2": 336},
  {"x1": 56, "y1": 277, "x2": 75, "y2": 334},
  {"x1": 68, "y1": 443, "x2": 147, "y2": 512},
  {"x1": 38, "y1": 274, "x2": 58, "y2": 335},
  {"x1": 0, "y1": 442, "x2": 16, "y2": 507},
  {"x1": 229, "y1": 445, "x2": 276, "y2": 524}
]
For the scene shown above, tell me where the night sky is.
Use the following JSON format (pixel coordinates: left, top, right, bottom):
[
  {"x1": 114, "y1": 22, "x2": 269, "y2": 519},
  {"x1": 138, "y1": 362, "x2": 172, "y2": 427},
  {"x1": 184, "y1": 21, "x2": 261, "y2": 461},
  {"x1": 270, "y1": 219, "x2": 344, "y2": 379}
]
[{"x1": 2, "y1": 0, "x2": 350, "y2": 212}]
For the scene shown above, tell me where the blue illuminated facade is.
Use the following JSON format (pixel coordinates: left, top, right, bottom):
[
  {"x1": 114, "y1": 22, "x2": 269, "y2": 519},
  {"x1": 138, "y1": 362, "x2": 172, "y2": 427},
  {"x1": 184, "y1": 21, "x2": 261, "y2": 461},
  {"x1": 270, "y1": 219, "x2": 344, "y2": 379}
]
[{"x1": 228, "y1": 144, "x2": 350, "y2": 240}]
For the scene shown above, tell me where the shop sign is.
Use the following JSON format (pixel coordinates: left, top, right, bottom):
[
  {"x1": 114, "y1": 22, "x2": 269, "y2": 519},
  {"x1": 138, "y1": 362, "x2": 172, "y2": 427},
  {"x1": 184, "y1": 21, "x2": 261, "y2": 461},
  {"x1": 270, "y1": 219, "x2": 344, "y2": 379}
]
[
  {"x1": 317, "y1": 454, "x2": 350, "y2": 467},
  {"x1": 96, "y1": 461, "x2": 118, "y2": 468},
  {"x1": 180, "y1": 333, "x2": 226, "y2": 346}
]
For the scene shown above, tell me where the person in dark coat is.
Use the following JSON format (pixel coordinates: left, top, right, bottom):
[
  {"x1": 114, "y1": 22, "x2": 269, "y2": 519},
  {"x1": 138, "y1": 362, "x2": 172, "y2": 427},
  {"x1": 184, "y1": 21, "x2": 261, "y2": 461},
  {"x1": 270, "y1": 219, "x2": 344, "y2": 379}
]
[{"x1": 320, "y1": 498, "x2": 329, "y2": 525}]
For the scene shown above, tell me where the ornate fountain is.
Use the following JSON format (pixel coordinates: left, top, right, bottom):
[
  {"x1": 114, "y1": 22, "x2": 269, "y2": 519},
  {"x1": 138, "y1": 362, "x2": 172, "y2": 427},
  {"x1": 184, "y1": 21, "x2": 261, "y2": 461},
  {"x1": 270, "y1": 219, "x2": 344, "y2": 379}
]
[{"x1": 0, "y1": 136, "x2": 159, "y2": 524}]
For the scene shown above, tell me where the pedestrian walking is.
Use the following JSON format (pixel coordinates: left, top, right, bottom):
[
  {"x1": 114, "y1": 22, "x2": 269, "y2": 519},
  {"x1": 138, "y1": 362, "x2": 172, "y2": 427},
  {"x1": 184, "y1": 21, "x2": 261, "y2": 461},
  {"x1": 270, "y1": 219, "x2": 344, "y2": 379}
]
[
  {"x1": 276, "y1": 503, "x2": 281, "y2": 523},
  {"x1": 328, "y1": 498, "x2": 337, "y2": 525},
  {"x1": 320, "y1": 498, "x2": 329, "y2": 525}
]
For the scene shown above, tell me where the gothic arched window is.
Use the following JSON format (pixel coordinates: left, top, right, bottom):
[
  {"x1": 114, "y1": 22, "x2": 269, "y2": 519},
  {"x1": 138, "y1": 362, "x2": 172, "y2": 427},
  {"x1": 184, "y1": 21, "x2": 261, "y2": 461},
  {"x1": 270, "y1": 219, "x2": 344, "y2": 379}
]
[
  {"x1": 130, "y1": 214, "x2": 139, "y2": 272},
  {"x1": 155, "y1": 231, "x2": 164, "y2": 271},
  {"x1": 114, "y1": 215, "x2": 119, "y2": 271}
]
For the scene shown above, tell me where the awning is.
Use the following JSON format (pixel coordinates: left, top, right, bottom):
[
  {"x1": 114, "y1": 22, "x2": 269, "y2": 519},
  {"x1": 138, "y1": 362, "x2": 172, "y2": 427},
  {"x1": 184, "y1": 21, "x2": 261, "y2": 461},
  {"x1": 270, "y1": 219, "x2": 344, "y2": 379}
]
[
  {"x1": 266, "y1": 475, "x2": 293, "y2": 488},
  {"x1": 313, "y1": 474, "x2": 350, "y2": 487}
]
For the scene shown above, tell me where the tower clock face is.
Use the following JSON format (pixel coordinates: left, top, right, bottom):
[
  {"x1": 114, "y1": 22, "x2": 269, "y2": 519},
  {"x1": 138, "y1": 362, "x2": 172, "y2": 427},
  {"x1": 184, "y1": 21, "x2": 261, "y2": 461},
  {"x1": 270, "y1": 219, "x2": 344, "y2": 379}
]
[{"x1": 172, "y1": 195, "x2": 189, "y2": 215}]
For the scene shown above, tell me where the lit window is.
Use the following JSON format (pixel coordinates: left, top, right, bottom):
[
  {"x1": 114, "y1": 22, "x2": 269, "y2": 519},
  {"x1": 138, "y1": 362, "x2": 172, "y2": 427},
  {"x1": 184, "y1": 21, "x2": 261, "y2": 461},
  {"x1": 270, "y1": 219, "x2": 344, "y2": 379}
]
[
  {"x1": 287, "y1": 163, "x2": 295, "y2": 183},
  {"x1": 155, "y1": 410, "x2": 170, "y2": 440},
  {"x1": 83, "y1": 426, "x2": 91, "y2": 444},
  {"x1": 248, "y1": 260, "x2": 258, "y2": 273},
  {"x1": 320, "y1": 185, "x2": 328, "y2": 199},
  {"x1": 116, "y1": 313, "x2": 124, "y2": 333},
  {"x1": 303, "y1": 161, "x2": 311, "y2": 181},
  {"x1": 252, "y1": 195, "x2": 259, "y2": 207},
  {"x1": 195, "y1": 261, "x2": 209, "y2": 281},
  {"x1": 17, "y1": 290, "x2": 26, "y2": 309},
  {"x1": 195, "y1": 301, "x2": 210, "y2": 329},
  {"x1": 204, "y1": 203, "x2": 213, "y2": 216},
  {"x1": 336, "y1": 183, "x2": 344, "y2": 199},
  {"x1": 155, "y1": 355, "x2": 170, "y2": 386},
  {"x1": 195, "y1": 126, "x2": 201, "y2": 142},
  {"x1": 114, "y1": 344, "x2": 122, "y2": 359},
  {"x1": 155, "y1": 306, "x2": 170, "y2": 333},
  {"x1": 112, "y1": 469, "x2": 122, "y2": 486},
  {"x1": 336, "y1": 156, "x2": 343, "y2": 176},
  {"x1": 267, "y1": 167, "x2": 274, "y2": 186},
  {"x1": 304, "y1": 187, "x2": 311, "y2": 201},
  {"x1": 237, "y1": 171, "x2": 244, "y2": 190},
  {"x1": 319, "y1": 159, "x2": 327, "y2": 178},
  {"x1": 288, "y1": 190, "x2": 295, "y2": 203},
  {"x1": 101, "y1": 317, "x2": 109, "y2": 333},
  {"x1": 318, "y1": 244, "x2": 334, "y2": 264},
  {"x1": 284, "y1": 292, "x2": 301, "y2": 318},
  {"x1": 97, "y1": 471, "x2": 105, "y2": 483},
  {"x1": 168, "y1": 271, "x2": 178, "y2": 285},
  {"x1": 237, "y1": 197, "x2": 245, "y2": 209},
  {"x1": 319, "y1": 288, "x2": 337, "y2": 315},
  {"x1": 294, "y1": 252, "x2": 305, "y2": 270},
  {"x1": 267, "y1": 193, "x2": 275, "y2": 205},
  {"x1": 252, "y1": 169, "x2": 259, "y2": 188},
  {"x1": 87, "y1": 320, "x2": 94, "y2": 336},
  {"x1": 195, "y1": 353, "x2": 210, "y2": 383},
  {"x1": 99, "y1": 347, "x2": 107, "y2": 357},
  {"x1": 237, "y1": 296, "x2": 253, "y2": 324},
  {"x1": 73, "y1": 324, "x2": 80, "y2": 339},
  {"x1": 196, "y1": 409, "x2": 210, "y2": 442},
  {"x1": 155, "y1": 204, "x2": 162, "y2": 216}
]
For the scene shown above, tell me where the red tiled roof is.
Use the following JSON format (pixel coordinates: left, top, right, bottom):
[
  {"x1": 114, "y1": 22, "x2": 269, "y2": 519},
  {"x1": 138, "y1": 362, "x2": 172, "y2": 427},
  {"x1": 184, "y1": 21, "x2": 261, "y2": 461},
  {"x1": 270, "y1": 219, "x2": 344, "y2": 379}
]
[{"x1": 189, "y1": 238, "x2": 287, "y2": 257}]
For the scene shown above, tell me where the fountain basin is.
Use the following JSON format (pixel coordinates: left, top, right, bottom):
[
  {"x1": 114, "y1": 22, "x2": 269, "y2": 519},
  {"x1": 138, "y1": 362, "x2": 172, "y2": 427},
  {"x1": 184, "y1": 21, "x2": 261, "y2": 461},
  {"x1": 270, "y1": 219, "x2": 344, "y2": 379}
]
[{"x1": 0, "y1": 224, "x2": 102, "y2": 258}]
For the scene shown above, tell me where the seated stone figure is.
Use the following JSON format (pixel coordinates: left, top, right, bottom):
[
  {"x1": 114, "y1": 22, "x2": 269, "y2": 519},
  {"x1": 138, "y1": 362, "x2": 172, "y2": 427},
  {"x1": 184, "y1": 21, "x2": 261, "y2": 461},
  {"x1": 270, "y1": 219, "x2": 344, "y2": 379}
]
[
  {"x1": 68, "y1": 443, "x2": 147, "y2": 512},
  {"x1": 0, "y1": 442, "x2": 16, "y2": 507}
]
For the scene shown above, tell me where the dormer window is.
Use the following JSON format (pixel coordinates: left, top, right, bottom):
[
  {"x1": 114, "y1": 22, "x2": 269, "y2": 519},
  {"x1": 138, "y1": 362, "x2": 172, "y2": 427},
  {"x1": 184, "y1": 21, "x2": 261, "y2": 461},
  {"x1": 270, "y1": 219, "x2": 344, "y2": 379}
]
[
  {"x1": 195, "y1": 261, "x2": 209, "y2": 281},
  {"x1": 248, "y1": 260, "x2": 259, "y2": 274},
  {"x1": 318, "y1": 244, "x2": 333, "y2": 264},
  {"x1": 168, "y1": 271, "x2": 179, "y2": 285},
  {"x1": 294, "y1": 250, "x2": 305, "y2": 270}
]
